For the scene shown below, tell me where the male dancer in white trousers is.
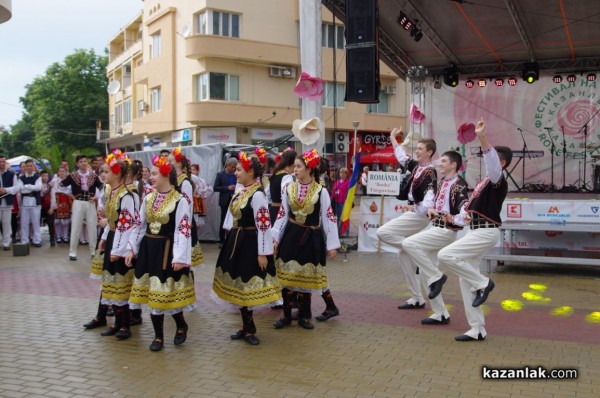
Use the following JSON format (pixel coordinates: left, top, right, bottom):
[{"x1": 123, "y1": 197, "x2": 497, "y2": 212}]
[
  {"x1": 438, "y1": 118, "x2": 512, "y2": 341},
  {"x1": 402, "y1": 151, "x2": 469, "y2": 324},
  {"x1": 17, "y1": 159, "x2": 43, "y2": 247},
  {"x1": 0, "y1": 154, "x2": 19, "y2": 250},
  {"x1": 377, "y1": 128, "x2": 438, "y2": 310},
  {"x1": 60, "y1": 155, "x2": 103, "y2": 261}
]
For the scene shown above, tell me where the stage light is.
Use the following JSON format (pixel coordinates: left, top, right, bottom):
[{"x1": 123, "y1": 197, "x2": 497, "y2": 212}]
[
  {"x1": 495, "y1": 78, "x2": 504, "y2": 86},
  {"x1": 465, "y1": 79, "x2": 474, "y2": 88},
  {"x1": 566, "y1": 74, "x2": 576, "y2": 82},
  {"x1": 586, "y1": 73, "x2": 596, "y2": 81},
  {"x1": 522, "y1": 62, "x2": 539, "y2": 84},
  {"x1": 478, "y1": 79, "x2": 487, "y2": 87},
  {"x1": 443, "y1": 66, "x2": 459, "y2": 87},
  {"x1": 433, "y1": 79, "x2": 442, "y2": 89},
  {"x1": 413, "y1": 30, "x2": 423, "y2": 42},
  {"x1": 553, "y1": 75, "x2": 562, "y2": 83},
  {"x1": 507, "y1": 76, "x2": 517, "y2": 86},
  {"x1": 397, "y1": 11, "x2": 413, "y2": 30}
]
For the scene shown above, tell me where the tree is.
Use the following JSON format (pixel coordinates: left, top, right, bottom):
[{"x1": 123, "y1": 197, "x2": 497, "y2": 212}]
[
  {"x1": 20, "y1": 49, "x2": 107, "y2": 157},
  {"x1": 0, "y1": 117, "x2": 35, "y2": 157}
]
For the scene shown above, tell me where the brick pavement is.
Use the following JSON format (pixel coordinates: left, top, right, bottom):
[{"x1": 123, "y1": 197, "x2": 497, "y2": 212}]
[{"x1": 1, "y1": 239, "x2": 599, "y2": 398}]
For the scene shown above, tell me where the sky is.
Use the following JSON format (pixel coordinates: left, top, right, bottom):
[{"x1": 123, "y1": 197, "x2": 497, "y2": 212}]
[{"x1": 0, "y1": 0, "x2": 144, "y2": 128}]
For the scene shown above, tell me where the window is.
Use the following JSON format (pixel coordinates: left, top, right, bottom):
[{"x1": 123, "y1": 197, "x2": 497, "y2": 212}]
[
  {"x1": 322, "y1": 23, "x2": 344, "y2": 49},
  {"x1": 137, "y1": 100, "x2": 146, "y2": 118},
  {"x1": 150, "y1": 32, "x2": 161, "y2": 59},
  {"x1": 322, "y1": 82, "x2": 345, "y2": 108},
  {"x1": 196, "y1": 10, "x2": 240, "y2": 37},
  {"x1": 124, "y1": 99, "x2": 132, "y2": 123},
  {"x1": 196, "y1": 73, "x2": 239, "y2": 101},
  {"x1": 151, "y1": 87, "x2": 161, "y2": 112},
  {"x1": 115, "y1": 103, "x2": 123, "y2": 132},
  {"x1": 366, "y1": 92, "x2": 389, "y2": 114}
]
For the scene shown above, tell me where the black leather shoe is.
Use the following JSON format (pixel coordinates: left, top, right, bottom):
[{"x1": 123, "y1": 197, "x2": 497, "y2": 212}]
[
  {"x1": 473, "y1": 279, "x2": 495, "y2": 307},
  {"x1": 315, "y1": 307, "x2": 339, "y2": 322},
  {"x1": 83, "y1": 318, "x2": 107, "y2": 329},
  {"x1": 428, "y1": 274, "x2": 448, "y2": 299},
  {"x1": 69, "y1": 256, "x2": 77, "y2": 261},
  {"x1": 174, "y1": 326, "x2": 188, "y2": 345},
  {"x1": 2, "y1": 247, "x2": 10, "y2": 251},
  {"x1": 455, "y1": 333, "x2": 485, "y2": 342},
  {"x1": 421, "y1": 315, "x2": 450, "y2": 325},
  {"x1": 32, "y1": 243, "x2": 42, "y2": 248},
  {"x1": 149, "y1": 339, "x2": 164, "y2": 351},
  {"x1": 230, "y1": 330, "x2": 245, "y2": 340},
  {"x1": 50, "y1": 240, "x2": 56, "y2": 247},
  {"x1": 115, "y1": 328, "x2": 132, "y2": 340},
  {"x1": 298, "y1": 318, "x2": 314, "y2": 330},
  {"x1": 106, "y1": 307, "x2": 114, "y2": 317},
  {"x1": 100, "y1": 326, "x2": 117, "y2": 336},
  {"x1": 273, "y1": 318, "x2": 292, "y2": 329},
  {"x1": 398, "y1": 302, "x2": 426, "y2": 310},
  {"x1": 129, "y1": 317, "x2": 142, "y2": 326},
  {"x1": 244, "y1": 333, "x2": 260, "y2": 345}
]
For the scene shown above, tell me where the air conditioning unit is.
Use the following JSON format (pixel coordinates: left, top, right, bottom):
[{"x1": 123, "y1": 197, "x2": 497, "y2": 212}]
[
  {"x1": 334, "y1": 132, "x2": 349, "y2": 153},
  {"x1": 268, "y1": 66, "x2": 296, "y2": 78},
  {"x1": 384, "y1": 85, "x2": 397, "y2": 94},
  {"x1": 138, "y1": 101, "x2": 148, "y2": 112}
]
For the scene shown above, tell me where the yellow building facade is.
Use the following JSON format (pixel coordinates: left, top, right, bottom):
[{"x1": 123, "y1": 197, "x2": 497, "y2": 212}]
[{"x1": 102, "y1": 0, "x2": 407, "y2": 167}]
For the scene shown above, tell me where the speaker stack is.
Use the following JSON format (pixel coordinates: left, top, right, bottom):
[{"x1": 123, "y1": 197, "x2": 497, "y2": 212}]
[{"x1": 345, "y1": 0, "x2": 380, "y2": 103}]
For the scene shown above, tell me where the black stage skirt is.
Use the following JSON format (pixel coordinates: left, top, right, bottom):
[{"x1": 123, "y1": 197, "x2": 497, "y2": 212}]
[
  {"x1": 213, "y1": 227, "x2": 281, "y2": 307},
  {"x1": 191, "y1": 217, "x2": 204, "y2": 266},
  {"x1": 101, "y1": 230, "x2": 134, "y2": 305},
  {"x1": 275, "y1": 222, "x2": 328, "y2": 291},
  {"x1": 130, "y1": 233, "x2": 196, "y2": 314}
]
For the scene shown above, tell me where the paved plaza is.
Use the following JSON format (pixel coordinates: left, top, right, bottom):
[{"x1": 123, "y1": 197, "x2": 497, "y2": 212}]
[{"x1": 1, "y1": 235, "x2": 599, "y2": 398}]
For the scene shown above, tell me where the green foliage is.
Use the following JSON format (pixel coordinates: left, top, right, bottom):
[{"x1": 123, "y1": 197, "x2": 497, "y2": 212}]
[{"x1": 19, "y1": 48, "x2": 107, "y2": 156}]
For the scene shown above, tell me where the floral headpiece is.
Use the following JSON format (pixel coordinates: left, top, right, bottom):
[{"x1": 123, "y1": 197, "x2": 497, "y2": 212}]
[
  {"x1": 238, "y1": 151, "x2": 252, "y2": 172},
  {"x1": 105, "y1": 149, "x2": 126, "y2": 175},
  {"x1": 254, "y1": 147, "x2": 268, "y2": 165},
  {"x1": 275, "y1": 146, "x2": 294, "y2": 163},
  {"x1": 301, "y1": 149, "x2": 320, "y2": 170},
  {"x1": 152, "y1": 155, "x2": 172, "y2": 176},
  {"x1": 172, "y1": 147, "x2": 184, "y2": 163}
]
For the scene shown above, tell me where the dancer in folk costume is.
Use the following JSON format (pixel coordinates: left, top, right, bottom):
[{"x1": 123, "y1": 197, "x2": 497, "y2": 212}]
[
  {"x1": 271, "y1": 149, "x2": 340, "y2": 330},
  {"x1": 50, "y1": 166, "x2": 72, "y2": 245},
  {"x1": 212, "y1": 149, "x2": 281, "y2": 345},
  {"x1": 190, "y1": 163, "x2": 213, "y2": 239},
  {"x1": 39, "y1": 170, "x2": 56, "y2": 246},
  {"x1": 126, "y1": 156, "x2": 195, "y2": 352},
  {"x1": 95, "y1": 151, "x2": 138, "y2": 340},
  {"x1": 268, "y1": 148, "x2": 296, "y2": 225},
  {"x1": 168, "y1": 147, "x2": 204, "y2": 266}
]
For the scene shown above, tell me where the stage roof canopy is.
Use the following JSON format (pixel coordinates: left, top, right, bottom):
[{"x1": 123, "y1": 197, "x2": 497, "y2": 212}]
[{"x1": 325, "y1": 0, "x2": 600, "y2": 79}]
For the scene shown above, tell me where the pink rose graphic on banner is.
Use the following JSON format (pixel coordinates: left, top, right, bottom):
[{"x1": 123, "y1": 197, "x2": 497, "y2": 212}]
[{"x1": 557, "y1": 100, "x2": 600, "y2": 139}]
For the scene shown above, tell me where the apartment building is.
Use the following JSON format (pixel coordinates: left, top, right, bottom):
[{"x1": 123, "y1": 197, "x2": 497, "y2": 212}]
[{"x1": 101, "y1": 0, "x2": 407, "y2": 168}]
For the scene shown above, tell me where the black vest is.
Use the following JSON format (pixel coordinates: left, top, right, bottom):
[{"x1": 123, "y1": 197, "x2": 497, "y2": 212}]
[
  {"x1": 410, "y1": 163, "x2": 437, "y2": 204},
  {"x1": 434, "y1": 176, "x2": 469, "y2": 230},
  {"x1": 1, "y1": 169, "x2": 16, "y2": 206},
  {"x1": 269, "y1": 171, "x2": 287, "y2": 204},
  {"x1": 466, "y1": 176, "x2": 508, "y2": 224},
  {"x1": 19, "y1": 174, "x2": 41, "y2": 206}
]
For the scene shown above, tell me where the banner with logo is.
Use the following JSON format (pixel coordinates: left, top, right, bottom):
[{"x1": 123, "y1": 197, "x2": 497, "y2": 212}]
[
  {"x1": 200, "y1": 127, "x2": 237, "y2": 144},
  {"x1": 428, "y1": 77, "x2": 600, "y2": 190}
]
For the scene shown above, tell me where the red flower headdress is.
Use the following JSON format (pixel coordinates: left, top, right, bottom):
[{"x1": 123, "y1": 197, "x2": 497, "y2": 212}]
[
  {"x1": 152, "y1": 155, "x2": 172, "y2": 176},
  {"x1": 301, "y1": 149, "x2": 320, "y2": 169},
  {"x1": 172, "y1": 147, "x2": 184, "y2": 163},
  {"x1": 238, "y1": 151, "x2": 252, "y2": 172},
  {"x1": 105, "y1": 149, "x2": 126, "y2": 175},
  {"x1": 254, "y1": 147, "x2": 268, "y2": 165},
  {"x1": 275, "y1": 146, "x2": 294, "y2": 164}
]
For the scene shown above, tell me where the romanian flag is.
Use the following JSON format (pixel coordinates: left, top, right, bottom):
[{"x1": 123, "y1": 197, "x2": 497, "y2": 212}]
[{"x1": 340, "y1": 153, "x2": 361, "y2": 235}]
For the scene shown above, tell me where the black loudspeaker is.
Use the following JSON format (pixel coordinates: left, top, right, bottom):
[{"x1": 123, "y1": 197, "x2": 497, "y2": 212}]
[
  {"x1": 345, "y1": 46, "x2": 380, "y2": 103},
  {"x1": 345, "y1": 0, "x2": 378, "y2": 45}
]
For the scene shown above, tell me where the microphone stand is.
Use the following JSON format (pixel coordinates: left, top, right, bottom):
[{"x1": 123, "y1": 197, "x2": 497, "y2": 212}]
[
  {"x1": 544, "y1": 127, "x2": 556, "y2": 192},
  {"x1": 517, "y1": 128, "x2": 530, "y2": 191},
  {"x1": 581, "y1": 125, "x2": 591, "y2": 192},
  {"x1": 560, "y1": 125, "x2": 567, "y2": 191}
]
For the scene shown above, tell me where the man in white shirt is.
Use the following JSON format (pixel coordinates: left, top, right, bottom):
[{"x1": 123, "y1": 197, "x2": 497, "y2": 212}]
[
  {"x1": 0, "y1": 154, "x2": 19, "y2": 250},
  {"x1": 17, "y1": 159, "x2": 43, "y2": 247}
]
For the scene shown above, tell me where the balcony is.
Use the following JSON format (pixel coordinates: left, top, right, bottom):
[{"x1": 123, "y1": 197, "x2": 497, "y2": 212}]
[
  {"x1": 185, "y1": 35, "x2": 298, "y2": 65},
  {"x1": 186, "y1": 101, "x2": 297, "y2": 126},
  {"x1": 107, "y1": 40, "x2": 142, "y2": 72}
]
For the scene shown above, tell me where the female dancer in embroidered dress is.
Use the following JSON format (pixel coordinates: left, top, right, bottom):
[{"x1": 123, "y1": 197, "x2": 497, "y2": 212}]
[
  {"x1": 271, "y1": 149, "x2": 340, "y2": 330},
  {"x1": 168, "y1": 148, "x2": 204, "y2": 267},
  {"x1": 212, "y1": 149, "x2": 281, "y2": 345},
  {"x1": 96, "y1": 151, "x2": 138, "y2": 340},
  {"x1": 268, "y1": 148, "x2": 296, "y2": 225},
  {"x1": 126, "y1": 156, "x2": 194, "y2": 352}
]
